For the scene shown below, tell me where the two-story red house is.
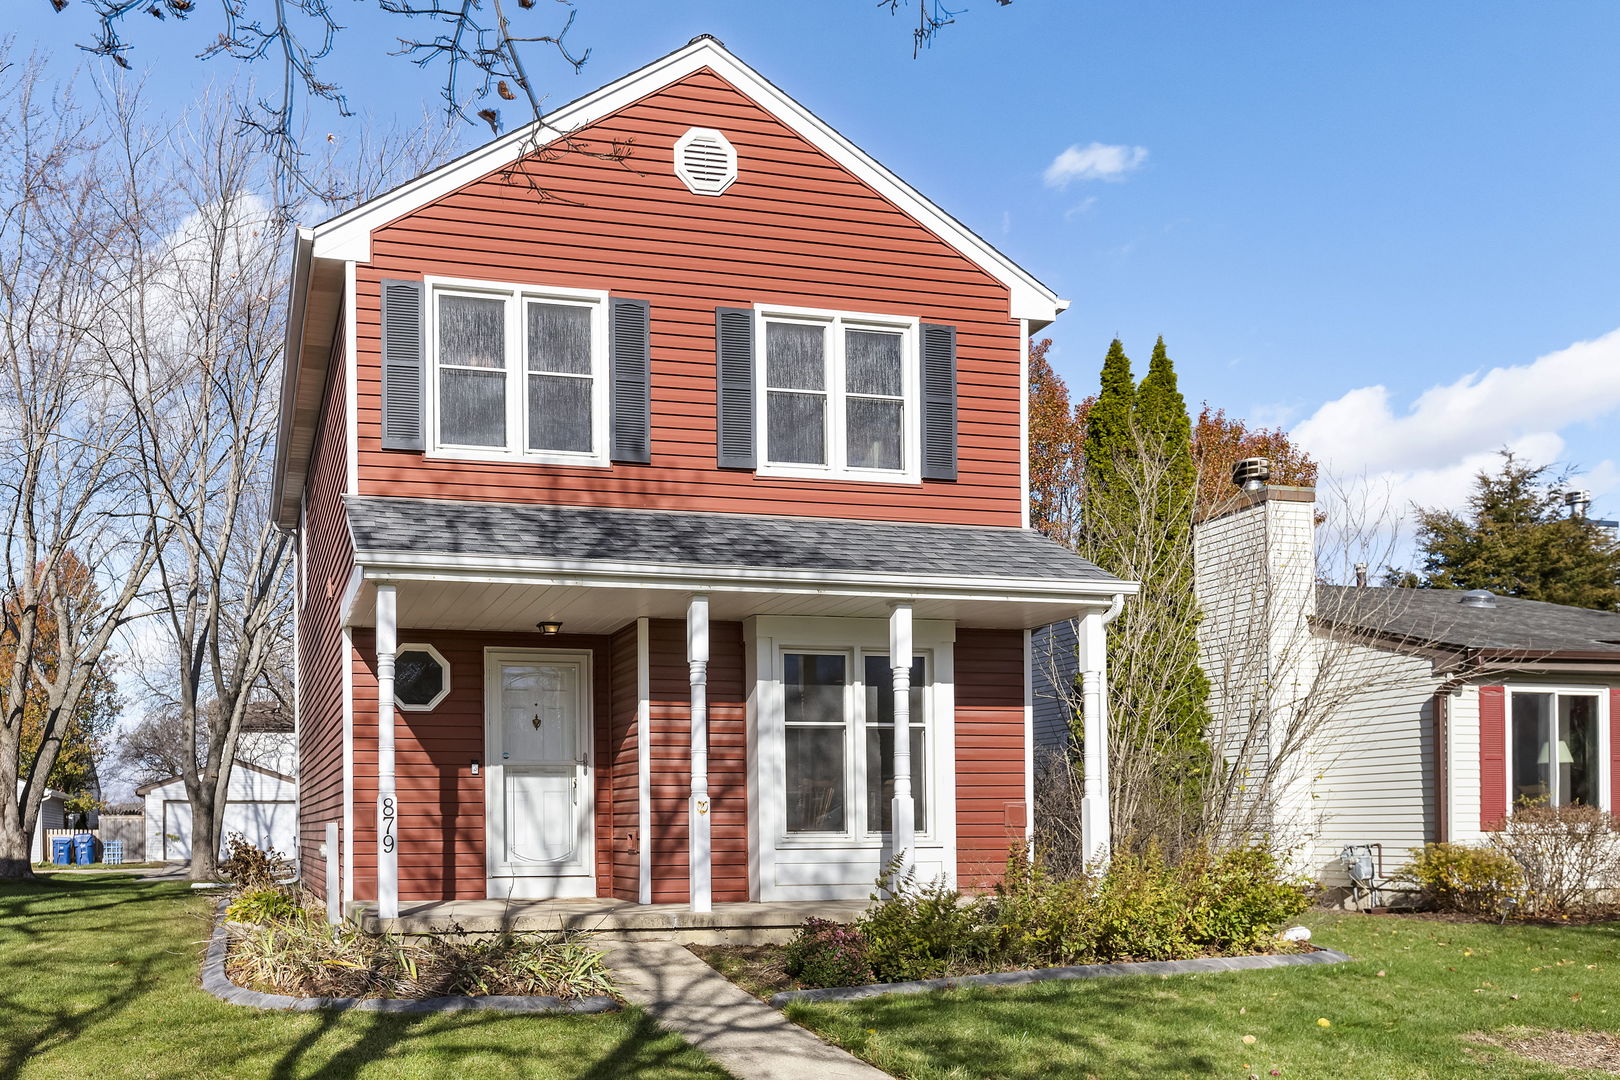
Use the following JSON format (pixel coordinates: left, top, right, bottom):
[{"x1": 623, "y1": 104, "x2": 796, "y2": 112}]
[{"x1": 275, "y1": 36, "x2": 1134, "y2": 923}]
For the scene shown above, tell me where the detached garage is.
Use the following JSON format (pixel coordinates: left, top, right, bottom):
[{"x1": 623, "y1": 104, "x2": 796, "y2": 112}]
[{"x1": 139, "y1": 763, "x2": 297, "y2": 862}]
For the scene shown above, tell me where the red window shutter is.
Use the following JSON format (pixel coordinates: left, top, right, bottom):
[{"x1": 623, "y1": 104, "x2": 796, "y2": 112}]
[
  {"x1": 1610, "y1": 688, "x2": 1620, "y2": 814},
  {"x1": 1479, "y1": 686, "x2": 1507, "y2": 830}
]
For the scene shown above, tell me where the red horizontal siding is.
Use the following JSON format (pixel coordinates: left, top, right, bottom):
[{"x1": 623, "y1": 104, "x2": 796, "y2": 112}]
[
  {"x1": 349, "y1": 628, "x2": 615, "y2": 903},
  {"x1": 354, "y1": 67, "x2": 1022, "y2": 526},
  {"x1": 296, "y1": 324, "x2": 351, "y2": 904},
  {"x1": 954, "y1": 628, "x2": 1026, "y2": 892}
]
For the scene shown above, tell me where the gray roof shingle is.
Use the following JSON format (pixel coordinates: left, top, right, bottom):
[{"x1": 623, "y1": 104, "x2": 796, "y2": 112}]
[
  {"x1": 1317, "y1": 585, "x2": 1620, "y2": 656},
  {"x1": 347, "y1": 496, "x2": 1122, "y2": 585}
]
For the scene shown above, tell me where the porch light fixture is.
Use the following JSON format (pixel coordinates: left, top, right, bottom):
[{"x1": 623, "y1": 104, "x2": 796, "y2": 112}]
[{"x1": 537, "y1": 620, "x2": 564, "y2": 636}]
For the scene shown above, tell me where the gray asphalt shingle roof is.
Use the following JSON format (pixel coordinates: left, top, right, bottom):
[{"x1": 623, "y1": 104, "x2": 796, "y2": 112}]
[
  {"x1": 347, "y1": 496, "x2": 1122, "y2": 585},
  {"x1": 1317, "y1": 585, "x2": 1620, "y2": 656}
]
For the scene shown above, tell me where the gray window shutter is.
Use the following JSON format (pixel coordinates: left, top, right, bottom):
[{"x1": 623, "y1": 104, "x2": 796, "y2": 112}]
[
  {"x1": 920, "y1": 322, "x2": 957, "y2": 481},
  {"x1": 715, "y1": 307, "x2": 756, "y2": 469},
  {"x1": 609, "y1": 297, "x2": 652, "y2": 464},
  {"x1": 379, "y1": 279, "x2": 426, "y2": 452}
]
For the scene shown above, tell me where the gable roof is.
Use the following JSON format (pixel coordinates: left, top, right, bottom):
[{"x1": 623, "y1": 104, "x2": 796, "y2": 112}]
[
  {"x1": 1316, "y1": 585, "x2": 1620, "y2": 660},
  {"x1": 274, "y1": 37, "x2": 1068, "y2": 527},
  {"x1": 305, "y1": 35, "x2": 1066, "y2": 323}
]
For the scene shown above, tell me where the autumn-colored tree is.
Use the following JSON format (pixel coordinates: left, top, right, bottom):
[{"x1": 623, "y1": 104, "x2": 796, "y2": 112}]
[
  {"x1": 1191, "y1": 406, "x2": 1318, "y2": 517},
  {"x1": 1028, "y1": 337, "x2": 1086, "y2": 545},
  {"x1": 2, "y1": 553, "x2": 122, "y2": 811}
]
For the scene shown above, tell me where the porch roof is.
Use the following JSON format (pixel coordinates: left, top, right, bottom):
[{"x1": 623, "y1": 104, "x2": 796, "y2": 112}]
[
  {"x1": 343, "y1": 496, "x2": 1133, "y2": 633},
  {"x1": 348, "y1": 496, "x2": 1122, "y2": 585}
]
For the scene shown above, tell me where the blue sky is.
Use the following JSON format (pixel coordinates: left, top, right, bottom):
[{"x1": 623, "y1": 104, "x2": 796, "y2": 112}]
[{"x1": 25, "y1": 0, "x2": 1620, "y2": 523}]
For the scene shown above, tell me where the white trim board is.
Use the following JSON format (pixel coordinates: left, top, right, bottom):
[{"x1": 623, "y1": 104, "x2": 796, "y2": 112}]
[{"x1": 303, "y1": 37, "x2": 1066, "y2": 324}]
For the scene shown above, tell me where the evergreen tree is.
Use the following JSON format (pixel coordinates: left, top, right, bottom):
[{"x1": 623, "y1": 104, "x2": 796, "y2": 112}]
[
  {"x1": 1131, "y1": 337, "x2": 1210, "y2": 767},
  {"x1": 1079, "y1": 338, "x2": 1136, "y2": 571},
  {"x1": 1076, "y1": 337, "x2": 1211, "y2": 849},
  {"x1": 1410, "y1": 451, "x2": 1620, "y2": 611}
]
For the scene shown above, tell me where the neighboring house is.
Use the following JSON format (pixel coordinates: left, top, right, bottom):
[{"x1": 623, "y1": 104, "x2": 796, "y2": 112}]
[
  {"x1": 22, "y1": 784, "x2": 67, "y2": 863},
  {"x1": 1192, "y1": 481, "x2": 1620, "y2": 887},
  {"x1": 274, "y1": 37, "x2": 1135, "y2": 918},
  {"x1": 139, "y1": 706, "x2": 298, "y2": 862}
]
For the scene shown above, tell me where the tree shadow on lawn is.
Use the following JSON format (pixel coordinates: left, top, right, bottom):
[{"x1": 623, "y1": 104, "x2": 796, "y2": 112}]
[
  {"x1": 0, "y1": 876, "x2": 727, "y2": 1080},
  {"x1": 790, "y1": 979, "x2": 1227, "y2": 1080}
]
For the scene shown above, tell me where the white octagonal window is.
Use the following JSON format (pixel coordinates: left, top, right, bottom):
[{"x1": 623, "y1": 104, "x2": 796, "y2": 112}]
[
  {"x1": 674, "y1": 127, "x2": 737, "y2": 196},
  {"x1": 395, "y1": 643, "x2": 451, "y2": 711}
]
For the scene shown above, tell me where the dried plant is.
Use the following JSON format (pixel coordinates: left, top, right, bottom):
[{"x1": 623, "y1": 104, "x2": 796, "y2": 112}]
[{"x1": 1487, "y1": 803, "x2": 1620, "y2": 916}]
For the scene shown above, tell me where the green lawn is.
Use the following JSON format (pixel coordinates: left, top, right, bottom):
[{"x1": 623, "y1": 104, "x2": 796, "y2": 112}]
[
  {"x1": 0, "y1": 875, "x2": 731, "y2": 1080},
  {"x1": 782, "y1": 912, "x2": 1620, "y2": 1080}
]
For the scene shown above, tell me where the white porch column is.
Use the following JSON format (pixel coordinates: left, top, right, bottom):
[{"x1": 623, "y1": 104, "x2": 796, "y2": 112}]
[
  {"x1": 1078, "y1": 608, "x2": 1111, "y2": 867},
  {"x1": 889, "y1": 602, "x2": 916, "y2": 875},
  {"x1": 687, "y1": 594, "x2": 712, "y2": 913},
  {"x1": 375, "y1": 582, "x2": 399, "y2": 920}
]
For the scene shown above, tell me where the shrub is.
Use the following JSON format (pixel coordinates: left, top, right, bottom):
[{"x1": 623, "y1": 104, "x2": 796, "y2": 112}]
[
  {"x1": 218, "y1": 834, "x2": 293, "y2": 893},
  {"x1": 1488, "y1": 802, "x2": 1620, "y2": 916},
  {"x1": 857, "y1": 862, "x2": 989, "y2": 982},
  {"x1": 1397, "y1": 843, "x2": 1522, "y2": 915},
  {"x1": 988, "y1": 845, "x2": 1308, "y2": 967},
  {"x1": 225, "y1": 915, "x2": 616, "y2": 1000},
  {"x1": 224, "y1": 887, "x2": 302, "y2": 925},
  {"x1": 783, "y1": 917, "x2": 872, "y2": 988}
]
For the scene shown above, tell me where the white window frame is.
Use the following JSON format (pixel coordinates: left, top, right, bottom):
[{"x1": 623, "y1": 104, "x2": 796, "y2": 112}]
[
  {"x1": 394, "y1": 642, "x2": 451, "y2": 712},
  {"x1": 1503, "y1": 684, "x2": 1611, "y2": 810},
  {"x1": 773, "y1": 643, "x2": 938, "y2": 847},
  {"x1": 753, "y1": 304, "x2": 920, "y2": 484},
  {"x1": 425, "y1": 275, "x2": 611, "y2": 468}
]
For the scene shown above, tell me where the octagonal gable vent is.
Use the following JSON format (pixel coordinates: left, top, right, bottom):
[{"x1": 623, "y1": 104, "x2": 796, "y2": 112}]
[{"x1": 674, "y1": 128, "x2": 737, "y2": 196}]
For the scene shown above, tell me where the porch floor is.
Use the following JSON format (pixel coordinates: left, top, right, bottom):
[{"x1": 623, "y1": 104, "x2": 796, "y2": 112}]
[{"x1": 354, "y1": 897, "x2": 870, "y2": 940}]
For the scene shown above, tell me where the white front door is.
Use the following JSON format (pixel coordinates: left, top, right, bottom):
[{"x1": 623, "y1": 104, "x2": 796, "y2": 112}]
[{"x1": 485, "y1": 650, "x2": 594, "y2": 897}]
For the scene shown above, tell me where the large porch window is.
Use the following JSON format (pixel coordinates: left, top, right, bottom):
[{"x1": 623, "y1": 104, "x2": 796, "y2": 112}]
[
  {"x1": 1510, "y1": 689, "x2": 1603, "y2": 808},
  {"x1": 782, "y1": 649, "x2": 928, "y2": 837}
]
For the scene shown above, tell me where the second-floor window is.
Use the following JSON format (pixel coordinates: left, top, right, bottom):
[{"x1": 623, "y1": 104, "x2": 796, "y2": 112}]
[
  {"x1": 758, "y1": 307, "x2": 919, "y2": 482},
  {"x1": 430, "y1": 278, "x2": 609, "y2": 466}
]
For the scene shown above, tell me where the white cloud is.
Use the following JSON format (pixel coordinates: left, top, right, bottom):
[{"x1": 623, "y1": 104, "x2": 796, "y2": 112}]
[
  {"x1": 1292, "y1": 328, "x2": 1620, "y2": 561},
  {"x1": 1043, "y1": 142, "x2": 1148, "y2": 188}
]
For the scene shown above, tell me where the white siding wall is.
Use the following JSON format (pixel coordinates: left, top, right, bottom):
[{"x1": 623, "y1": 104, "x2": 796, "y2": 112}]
[
  {"x1": 1448, "y1": 685, "x2": 1483, "y2": 845},
  {"x1": 1303, "y1": 642, "x2": 1439, "y2": 883}
]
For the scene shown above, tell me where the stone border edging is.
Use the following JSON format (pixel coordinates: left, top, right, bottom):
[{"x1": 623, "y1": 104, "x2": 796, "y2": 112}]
[
  {"x1": 201, "y1": 905, "x2": 619, "y2": 1014},
  {"x1": 768, "y1": 947, "x2": 1355, "y2": 1006}
]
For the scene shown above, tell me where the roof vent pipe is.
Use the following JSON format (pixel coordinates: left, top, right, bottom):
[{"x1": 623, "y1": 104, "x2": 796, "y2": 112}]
[
  {"x1": 1459, "y1": 589, "x2": 1497, "y2": 609},
  {"x1": 1232, "y1": 457, "x2": 1270, "y2": 493},
  {"x1": 1565, "y1": 489, "x2": 1592, "y2": 518},
  {"x1": 1354, "y1": 562, "x2": 1368, "y2": 588}
]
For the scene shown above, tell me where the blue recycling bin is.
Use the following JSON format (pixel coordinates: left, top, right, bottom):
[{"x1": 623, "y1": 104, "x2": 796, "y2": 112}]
[
  {"x1": 73, "y1": 833, "x2": 96, "y2": 866},
  {"x1": 51, "y1": 837, "x2": 72, "y2": 865}
]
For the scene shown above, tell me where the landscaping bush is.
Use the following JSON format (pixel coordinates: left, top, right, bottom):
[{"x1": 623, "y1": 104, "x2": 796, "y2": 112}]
[
  {"x1": 783, "y1": 917, "x2": 873, "y2": 988},
  {"x1": 1488, "y1": 802, "x2": 1620, "y2": 916},
  {"x1": 778, "y1": 845, "x2": 1311, "y2": 988},
  {"x1": 218, "y1": 834, "x2": 293, "y2": 893},
  {"x1": 1397, "y1": 842, "x2": 1523, "y2": 915},
  {"x1": 225, "y1": 909, "x2": 616, "y2": 999},
  {"x1": 224, "y1": 887, "x2": 302, "y2": 925},
  {"x1": 856, "y1": 863, "x2": 991, "y2": 982}
]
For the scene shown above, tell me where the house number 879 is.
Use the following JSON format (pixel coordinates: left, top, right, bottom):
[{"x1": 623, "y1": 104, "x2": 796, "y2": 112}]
[{"x1": 380, "y1": 796, "x2": 397, "y2": 854}]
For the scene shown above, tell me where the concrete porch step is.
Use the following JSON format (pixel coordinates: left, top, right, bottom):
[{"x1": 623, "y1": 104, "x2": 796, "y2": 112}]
[{"x1": 352, "y1": 897, "x2": 868, "y2": 942}]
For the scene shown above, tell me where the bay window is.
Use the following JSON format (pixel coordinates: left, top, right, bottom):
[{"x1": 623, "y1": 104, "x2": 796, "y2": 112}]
[
  {"x1": 759, "y1": 308, "x2": 917, "y2": 481},
  {"x1": 782, "y1": 648, "x2": 929, "y2": 837},
  {"x1": 1510, "y1": 689, "x2": 1603, "y2": 807},
  {"x1": 429, "y1": 279, "x2": 608, "y2": 465}
]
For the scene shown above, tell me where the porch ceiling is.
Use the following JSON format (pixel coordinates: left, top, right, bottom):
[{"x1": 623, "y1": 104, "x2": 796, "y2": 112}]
[{"x1": 347, "y1": 577, "x2": 1102, "y2": 633}]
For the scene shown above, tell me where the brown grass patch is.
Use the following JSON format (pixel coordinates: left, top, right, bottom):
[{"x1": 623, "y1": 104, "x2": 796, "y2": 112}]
[
  {"x1": 687, "y1": 944, "x2": 798, "y2": 999},
  {"x1": 1470, "y1": 1028, "x2": 1620, "y2": 1074}
]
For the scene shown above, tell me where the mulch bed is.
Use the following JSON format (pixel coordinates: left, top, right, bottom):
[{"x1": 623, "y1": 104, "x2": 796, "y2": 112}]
[{"x1": 1469, "y1": 1029, "x2": 1620, "y2": 1074}]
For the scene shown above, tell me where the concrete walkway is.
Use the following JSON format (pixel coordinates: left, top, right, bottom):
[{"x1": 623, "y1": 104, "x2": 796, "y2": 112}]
[{"x1": 603, "y1": 939, "x2": 893, "y2": 1080}]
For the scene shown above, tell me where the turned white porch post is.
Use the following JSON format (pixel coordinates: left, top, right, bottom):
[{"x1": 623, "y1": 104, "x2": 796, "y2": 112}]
[
  {"x1": 1078, "y1": 607, "x2": 1112, "y2": 867},
  {"x1": 374, "y1": 582, "x2": 399, "y2": 920},
  {"x1": 889, "y1": 602, "x2": 916, "y2": 875},
  {"x1": 687, "y1": 594, "x2": 712, "y2": 913}
]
